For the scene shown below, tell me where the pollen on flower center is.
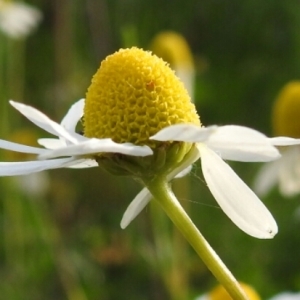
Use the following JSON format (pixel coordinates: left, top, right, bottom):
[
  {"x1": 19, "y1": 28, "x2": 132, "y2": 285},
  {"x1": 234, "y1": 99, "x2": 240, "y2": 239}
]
[
  {"x1": 84, "y1": 47, "x2": 201, "y2": 148},
  {"x1": 272, "y1": 81, "x2": 300, "y2": 138}
]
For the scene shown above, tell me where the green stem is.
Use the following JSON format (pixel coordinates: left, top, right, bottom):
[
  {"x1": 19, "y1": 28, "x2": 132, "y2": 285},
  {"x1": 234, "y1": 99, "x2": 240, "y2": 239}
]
[{"x1": 145, "y1": 176, "x2": 249, "y2": 300}]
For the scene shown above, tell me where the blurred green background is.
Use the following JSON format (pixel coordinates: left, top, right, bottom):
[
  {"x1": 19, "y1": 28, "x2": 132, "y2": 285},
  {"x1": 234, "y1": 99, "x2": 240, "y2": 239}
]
[{"x1": 1, "y1": 0, "x2": 300, "y2": 299}]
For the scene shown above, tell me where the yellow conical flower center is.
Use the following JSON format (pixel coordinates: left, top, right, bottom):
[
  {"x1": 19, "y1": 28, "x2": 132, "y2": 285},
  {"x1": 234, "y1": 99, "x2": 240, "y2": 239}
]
[
  {"x1": 272, "y1": 81, "x2": 300, "y2": 138},
  {"x1": 209, "y1": 283, "x2": 261, "y2": 300},
  {"x1": 84, "y1": 47, "x2": 200, "y2": 148}
]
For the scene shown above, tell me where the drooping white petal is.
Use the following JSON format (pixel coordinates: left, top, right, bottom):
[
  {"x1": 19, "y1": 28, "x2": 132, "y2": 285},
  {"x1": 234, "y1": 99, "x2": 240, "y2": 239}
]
[
  {"x1": 0, "y1": 157, "x2": 76, "y2": 176},
  {"x1": 0, "y1": 139, "x2": 47, "y2": 154},
  {"x1": 38, "y1": 138, "x2": 153, "y2": 159},
  {"x1": 38, "y1": 138, "x2": 66, "y2": 149},
  {"x1": 269, "y1": 137, "x2": 300, "y2": 146},
  {"x1": 174, "y1": 165, "x2": 193, "y2": 179},
  {"x1": 61, "y1": 99, "x2": 85, "y2": 132},
  {"x1": 205, "y1": 125, "x2": 280, "y2": 162},
  {"x1": 121, "y1": 188, "x2": 152, "y2": 229},
  {"x1": 253, "y1": 159, "x2": 281, "y2": 197},
  {"x1": 198, "y1": 144, "x2": 278, "y2": 239},
  {"x1": 121, "y1": 146, "x2": 200, "y2": 229},
  {"x1": 9, "y1": 101, "x2": 78, "y2": 144},
  {"x1": 150, "y1": 124, "x2": 217, "y2": 142}
]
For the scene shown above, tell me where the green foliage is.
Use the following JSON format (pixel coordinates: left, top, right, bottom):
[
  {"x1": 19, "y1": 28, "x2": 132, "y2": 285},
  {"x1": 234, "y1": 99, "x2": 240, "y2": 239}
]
[{"x1": 1, "y1": 0, "x2": 300, "y2": 299}]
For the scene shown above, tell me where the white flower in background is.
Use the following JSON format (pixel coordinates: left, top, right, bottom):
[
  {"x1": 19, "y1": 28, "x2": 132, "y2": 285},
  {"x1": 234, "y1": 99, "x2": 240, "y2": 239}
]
[
  {"x1": 1, "y1": 48, "x2": 300, "y2": 240},
  {"x1": 13, "y1": 171, "x2": 49, "y2": 197},
  {"x1": 0, "y1": 0, "x2": 42, "y2": 39},
  {"x1": 150, "y1": 31, "x2": 195, "y2": 100},
  {"x1": 4, "y1": 129, "x2": 50, "y2": 197},
  {"x1": 254, "y1": 146, "x2": 300, "y2": 197},
  {"x1": 254, "y1": 82, "x2": 300, "y2": 197},
  {"x1": 268, "y1": 292, "x2": 300, "y2": 300}
]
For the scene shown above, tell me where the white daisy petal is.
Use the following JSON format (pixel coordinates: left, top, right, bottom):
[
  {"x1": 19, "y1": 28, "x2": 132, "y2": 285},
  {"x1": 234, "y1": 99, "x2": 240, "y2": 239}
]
[
  {"x1": 205, "y1": 125, "x2": 280, "y2": 162},
  {"x1": 269, "y1": 137, "x2": 300, "y2": 146},
  {"x1": 150, "y1": 124, "x2": 217, "y2": 142},
  {"x1": 67, "y1": 159, "x2": 98, "y2": 169},
  {"x1": 38, "y1": 138, "x2": 153, "y2": 159},
  {"x1": 121, "y1": 146, "x2": 200, "y2": 229},
  {"x1": 61, "y1": 99, "x2": 85, "y2": 131},
  {"x1": 174, "y1": 165, "x2": 193, "y2": 179},
  {"x1": 38, "y1": 138, "x2": 66, "y2": 149},
  {"x1": 9, "y1": 101, "x2": 78, "y2": 144},
  {"x1": 0, "y1": 157, "x2": 76, "y2": 176},
  {"x1": 0, "y1": 139, "x2": 46, "y2": 154},
  {"x1": 121, "y1": 188, "x2": 152, "y2": 229},
  {"x1": 198, "y1": 144, "x2": 278, "y2": 239}
]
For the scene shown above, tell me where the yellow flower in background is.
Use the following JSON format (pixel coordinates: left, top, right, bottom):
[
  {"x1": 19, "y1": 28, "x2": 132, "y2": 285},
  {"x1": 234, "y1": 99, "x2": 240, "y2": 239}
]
[
  {"x1": 150, "y1": 31, "x2": 195, "y2": 100},
  {"x1": 195, "y1": 282, "x2": 261, "y2": 300},
  {"x1": 0, "y1": 0, "x2": 42, "y2": 39},
  {"x1": 254, "y1": 81, "x2": 300, "y2": 197},
  {"x1": 1, "y1": 47, "x2": 297, "y2": 239}
]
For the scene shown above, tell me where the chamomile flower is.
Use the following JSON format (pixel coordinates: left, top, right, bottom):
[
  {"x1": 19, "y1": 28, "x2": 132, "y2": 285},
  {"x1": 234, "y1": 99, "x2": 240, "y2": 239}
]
[
  {"x1": 0, "y1": 0, "x2": 42, "y2": 39},
  {"x1": 0, "y1": 48, "x2": 298, "y2": 240},
  {"x1": 254, "y1": 82, "x2": 300, "y2": 197}
]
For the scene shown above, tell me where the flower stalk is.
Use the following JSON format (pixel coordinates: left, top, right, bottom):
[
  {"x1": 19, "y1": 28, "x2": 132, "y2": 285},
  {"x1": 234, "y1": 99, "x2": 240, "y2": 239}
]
[{"x1": 144, "y1": 175, "x2": 249, "y2": 300}]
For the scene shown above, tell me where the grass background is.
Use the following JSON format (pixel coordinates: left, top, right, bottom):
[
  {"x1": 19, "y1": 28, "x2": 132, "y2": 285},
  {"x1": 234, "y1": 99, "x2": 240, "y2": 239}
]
[{"x1": 1, "y1": 1, "x2": 300, "y2": 299}]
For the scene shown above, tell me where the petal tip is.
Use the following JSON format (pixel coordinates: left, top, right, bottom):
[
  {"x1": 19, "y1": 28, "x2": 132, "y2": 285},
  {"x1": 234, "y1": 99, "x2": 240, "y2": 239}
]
[{"x1": 120, "y1": 221, "x2": 127, "y2": 230}]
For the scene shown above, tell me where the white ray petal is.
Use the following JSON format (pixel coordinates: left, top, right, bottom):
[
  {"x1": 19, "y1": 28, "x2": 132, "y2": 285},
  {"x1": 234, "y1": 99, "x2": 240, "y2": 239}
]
[
  {"x1": 0, "y1": 139, "x2": 46, "y2": 154},
  {"x1": 150, "y1": 124, "x2": 217, "y2": 142},
  {"x1": 61, "y1": 99, "x2": 85, "y2": 131},
  {"x1": 205, "y1": 125, "x2": 280, "y2": 162},
  {"x1": 198, "y1": 144, "x2": 278, "y2": 239},
  {"x1": 9, "y1": 101, "x2": 78, "y2": 144},
  {"x1": 174, "y1": 165, "x2": 193, "y2": 178},
  {"x1": 121, "y1": 146, "x2": 200, "y2": 229},
  {"x1": 0, "y1": 157, "x2": 76, "y2": 176},
  {"x1": 38, "y1": 138, "x2": 153, "y2": 159},
  {"x1": 38, "y1": 138, "x2": 66, "y2": 149},
  {"x1": 121, "y1": 188, "x2": 152, "y2": 229},
  {"x1": 67, "y1": 159, "x2": 98, "y2": 169},
  {"x1": 269, "y1": 137, "x2": 300, "y2": 146}
]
